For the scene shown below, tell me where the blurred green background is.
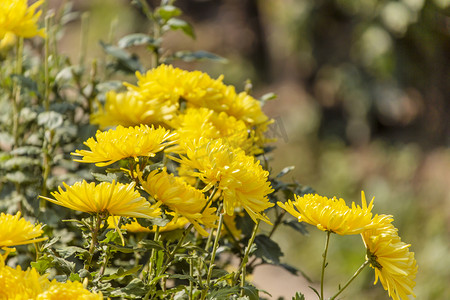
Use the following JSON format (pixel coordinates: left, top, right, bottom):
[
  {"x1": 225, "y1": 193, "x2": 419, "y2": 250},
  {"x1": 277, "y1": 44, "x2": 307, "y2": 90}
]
[{"x1": 51, "y1": 0, "x2": 449, "y2": 299}]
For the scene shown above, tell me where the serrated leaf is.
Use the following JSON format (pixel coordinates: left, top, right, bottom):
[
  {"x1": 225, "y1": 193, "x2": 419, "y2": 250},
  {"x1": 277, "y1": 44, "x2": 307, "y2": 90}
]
[
  {"x1": 56, "y1": 246, "x2": 89, "y2": 259},
  {"x1": 69, "y1": 272, "x2": 81, "y2": 282},
  {"x1": 100, "y1": 41, "x2": 143, "y2": 73},
  {"x1": 170, "y1": 50, "x2": 227, "y2": 63},
  {"x1": 165, "y1": 18, "x2": 195, "y2": 38},
  {"x1": 207, "y1": 286, "x2": 240, "y2": 299},
  {"x1": 37, "y1": 111, "x2": 64, "y2": 130},
  {"x1": 102, "y1": 265, "x2": 142, "y2": 280},
  {"x1": 138, "y1": 239, "x2": 165, "y2": 251},
  {"x1": 110, "y1": 278, "x2": 147, "y2": 297},
  {"x1": 156, "y1": 5, "x2": 181, "y2": 21},
  {"x1": 91, "y1": 172, "x2": 118, "y2": 183},
  {"x1": 30, "y1": 255, "x2": 53, "y2": 273},
  {"x1": 241, "y1": 284, "x2": 260, "y2": 300},
  {"x1": 118, "y1": 33, "x2": 159, "y2": 48},
  {"x1": 283, "y1": 220, "x2": 308, "y2": 235},
  {"x1": 253, "y1": 235, "x2": 283, "y2": 264}
]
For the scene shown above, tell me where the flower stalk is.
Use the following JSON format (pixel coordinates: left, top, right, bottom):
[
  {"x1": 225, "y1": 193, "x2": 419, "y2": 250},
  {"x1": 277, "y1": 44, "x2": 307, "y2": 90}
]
[
  {"x1": 320, "y1": 231, "x2": 332, "y2": 300},
  {"x1": 329, "y1": 260, "x2": 370, "y2": 300}
]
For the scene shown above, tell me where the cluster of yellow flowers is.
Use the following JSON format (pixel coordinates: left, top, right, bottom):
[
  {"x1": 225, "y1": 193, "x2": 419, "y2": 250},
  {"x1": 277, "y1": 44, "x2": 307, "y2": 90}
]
[
  {"x1": 279, "y1": 192, "x2": 418, "y2": 300},
  {"x1": 0, "y1": 1, "x2": 417, "y2": 298},
  {"x1": 0, "y1": 213, "x2": 102, "y2": 299}
]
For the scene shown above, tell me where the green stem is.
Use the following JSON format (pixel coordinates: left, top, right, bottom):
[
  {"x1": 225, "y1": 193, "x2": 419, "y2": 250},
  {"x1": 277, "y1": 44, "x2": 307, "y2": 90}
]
[
  {"x1": 201, "y1": 213, "x2": 225, "y2": 299},
  {"x1": 329, "y1": 260, "x2": 370, "y2": 300},
  {"x1": 12, "y1": 37, "x2": 24, "y2": 150},
  {"x1": 320, "y1": 231, "x2": 332, "y2": 300},
  {"x1": 84, "y1": 214, "x2": 103, "y2": 271},
  {"x1": 147, "y1": 226, "x2": 160, "y2": 284},
  {"x1": 233, "y1": 219, "x2": 260, "y2": 285}
]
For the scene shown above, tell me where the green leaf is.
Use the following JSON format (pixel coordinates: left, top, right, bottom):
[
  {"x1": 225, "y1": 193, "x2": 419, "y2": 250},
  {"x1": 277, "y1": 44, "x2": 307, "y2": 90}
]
[
  {"x1": 170, "y1": 50, "x2": 227, "y2": 63},
  {"x1": 241, "y1": 284, "x2": 261, "y2": 300},
  {"x1": 5, "y1": 171, "x2": 36, "y2": 184},
  {"x1": 292, "y1": 292, "x2": 306, "y2": 300},
  {"x1": 207, "y1": 286, "x2": 240, "y2": 299},
  {"x1": 100, "y1": 230, "x2": 122, "y2": 244},
  {"x1": 108, "y1": 243, "x2": 137, "y2": 254},
  {"x1": 30, "y1": 255, "x2": 54, "y2": 273},
  {"x1": 156, "y1": 5, "x2": 182, "y2": 21},
  {"x1": 118, "y1": 33, "x2": 159, "y2": 48},
  {"x1": 102, "y1": 265, "x2": 142, "y2": 281},
  {"x1": 136, "y1": 216, "x2": 170, "y2": 228},
  {"x1": 138, "y1": 239, "x2": 165, "y2": 251},
  {"x1": 283, "y1": 219, "x2": 308, "y2": 235},
  {"x1": 96, "y1": 80, "x2": 123, "y2": 93},
  {"x1": 2, "y1": 157, "x2": 40, "y2": 170},
  {"x1": 100, "y1": 41, "x2": 143, "y2": 73},
  {"x1": 69, "y1": 272, "x2": 81, "y2": 282},
  {"x1": 168, "y1": 274, "x2": 199, "y2": 285},
  {"x1": 91, "y1": 172, "x2": 118, "y2": 183},
  {"x1": 165, "y1": 18, "x2": 195, "y2": 38},
  {"x1": 253, "y1": 235, "x2": 283, "y2": 264},
  {"x1": 259, "y1": 92, "x2": 277, "y2": 103},
  {"x1": 37, "y1": 111, "x2": 64, "y2": 130},
  {"x1": 276, "y1": 166, "x2": 295, "y2": 178},
  {"x1": 56, "y1": 246, "x2": 89, "y2": 259},
  {"x1": 10, "y1": 146, "x2": 41, "y2": 156},
  {"x1": 11, "y1": 74, "x2": 40, "y2": 97}
]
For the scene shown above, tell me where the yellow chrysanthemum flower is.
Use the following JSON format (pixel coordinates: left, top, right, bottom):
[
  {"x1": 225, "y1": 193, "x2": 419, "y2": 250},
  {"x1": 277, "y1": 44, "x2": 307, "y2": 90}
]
[
  {"x1": 36, "y1": 280, "x2": 103, "y2": 300},
  {"x1": 124, "y1": 64, "x2": 270, "y2": 126},
  {"x1": 71, "y1": 124, "x2": 176, "y2": 167},
  {"x1": 91, "y1": 90, "x2": 177, "y2": 129},
  {"x1": 40, "y1": 180, "x2": 161, "y2": 219},
  {"x1": 0, "y1": 255, "x2": 46, "y2": 299},
  {"x1": 168, "y1": 107, "x2": 260, "y2": 155},
  {"x1": 0, "y1": 212, "x2": 47, "y2": 249},
  {"x1": 0, "y1": 0, "x2": 45, "y2": 40},
  {"x1": 171, "y1": 138, "x2": 274, "y2": 224},
  {"x1": 277, "y1": 191, "x2": 375, "y2": 235},
  {"x1": 362, "y1": 214, "x2": 418, "y2": 300},
  {"x1": 139, "y1": 168, "x2": 218, "y2": 236},
  {"x1": 107, "y1": 215, "x2": 189, "y2": 233}
]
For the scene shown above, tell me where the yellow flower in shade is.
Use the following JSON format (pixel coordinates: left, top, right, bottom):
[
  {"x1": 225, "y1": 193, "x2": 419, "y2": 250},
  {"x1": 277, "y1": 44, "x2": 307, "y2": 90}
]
[
  {"x1": 71, "y1": 124, "x2": 176, "y2": 167},
  {"x1": 40, "y1": 180, "x2": 161, "y2": 219},
  {"x1": 139, "y1": 168, "x2": 218, "y2": 236},
  {"x1": 0, "y1": 212, "x2": 47, "y2": 249},
  {"x1": 91, "y1": 90, "x2": 177, "y2": 129},
  {"x1": 168, "y1": 107, "x2": 261, "y2": 155},
  {"x1": 107, "y1": 216, "x2": 189, "y2": 233},
  {"x1": 0, "y1": 0, "x2": 45, "y2": 40},
  {"x1": 277, "y1": 191, "x2": 375, "y2": 235},
  {"x1": 0, "y1": 255, "x2": 45, "y2": 299},
  {"x1": 171, "y1": 138, "x2": 274, "y2": 224},
  {"x1": 362, "y1": 214, "x2": 418, "y2": 300},
  {"x1": 36, "y1": 280, "x2": 103, "y2": 300}
]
